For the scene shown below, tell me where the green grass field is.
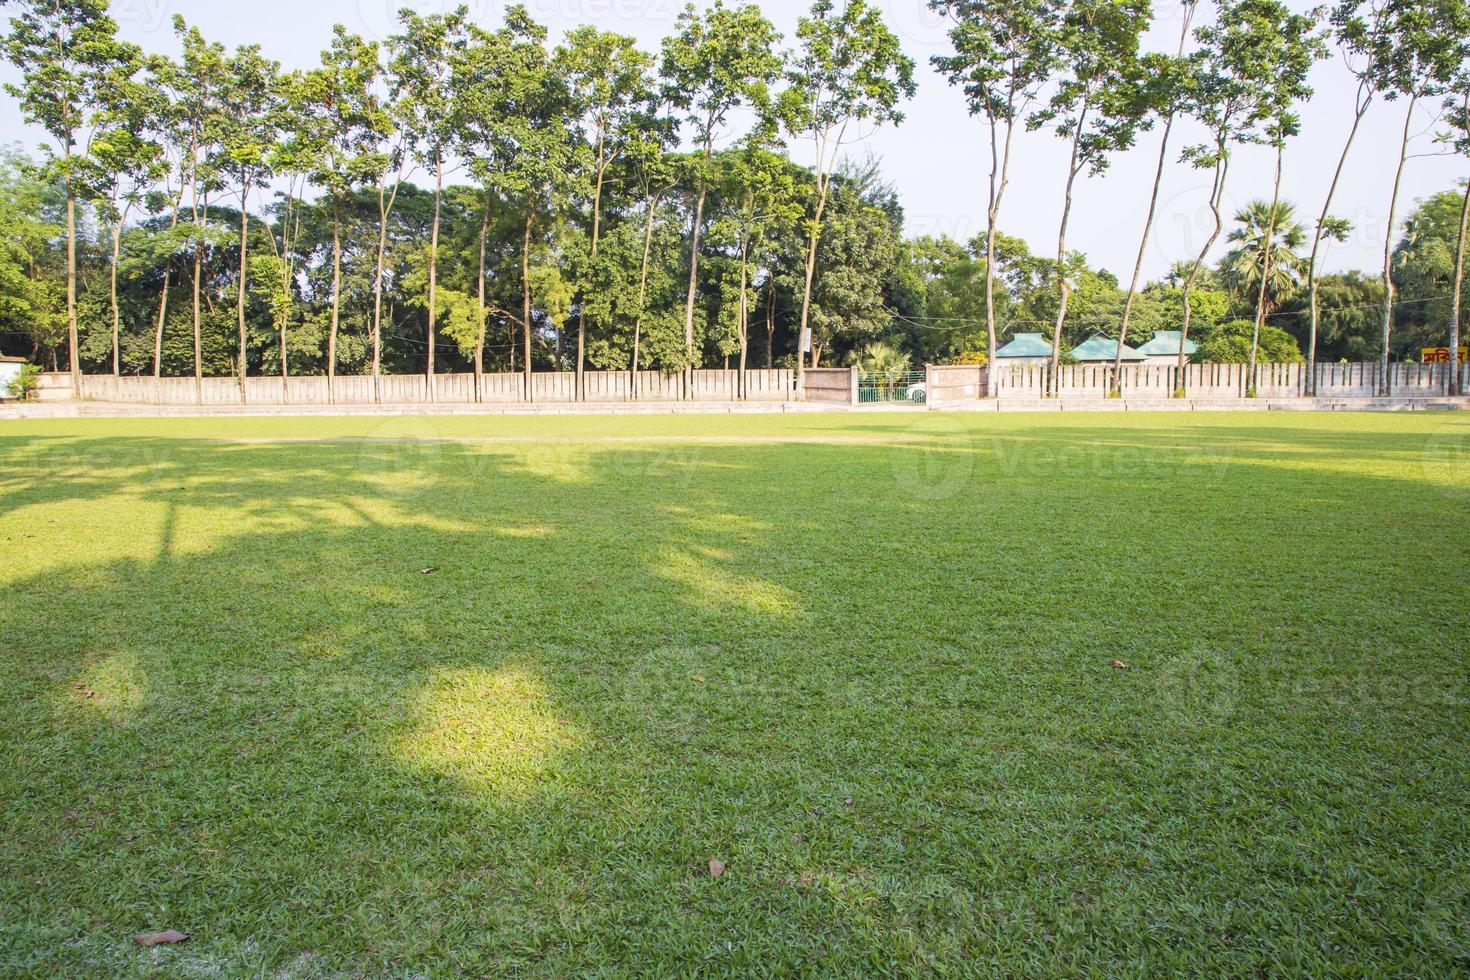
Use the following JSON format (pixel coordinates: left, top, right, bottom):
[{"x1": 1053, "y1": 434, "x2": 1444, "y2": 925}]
[{"x1": 2, "y1": 411, "x2": 1468, "y2": 975}]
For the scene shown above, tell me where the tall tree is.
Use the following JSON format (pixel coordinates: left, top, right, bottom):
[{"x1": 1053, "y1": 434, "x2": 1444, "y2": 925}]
[
  {"x1": 622, "y1": 106, "x2": 679, "y2": 389},
  {"x1": 555, "y1": 27, "x2": 656, "y2": 398},
  {"x1": 661, "y1": 1, "x2": 783, "y2": 383},
  {"x1": 782, "y1": 0, "x2": 915, "y2": 392},
  {"x1": 90, "y1": 44, "x2": 164, "y2": 376},
  {"x1": 715, "y1": 146, "x2": 803, "y2": 390},
  {"x1": 1241, "y1": 14, "x2": 1323, "y2": 392},
  {"x1": 145, "y1": 51, "x2": 195, "y2": 379},
  {"x1": 2, "y1": 0, "x2": 132, "y2": 393},
  {"x1": 1304, "y1": 0, "x2": 1393, "y2": 392},
  {"x1": 460, "y1": 7, "x2": 572, "y2": 392},
  {"x1": 211, "y1": 42, "x2": 280, "y2": 395},
  {"x1": 1109, "y1": 3, "x2": 1198, "y2": 395},
  {"x1": 389, "y1": 5, "x2": 469, "y2": 400},
  {"x1": 1172, "y1": 0, "x2": 1298, "y2": 387},
  {"x1": 1033, "y1": 0, "x2": 1152, "y2": 393},
  {"x1": 291, "y1": 26, "x2": 389, "y2": 399},
  {"x1": 1369, "y1": 0, "x2": 1470, "y2": 394},
  {"x1": 1442, "y1": 88, "x2": 1470, "y2": 395},
  {"x1": 170, "y1": 16, "x2": 228, "y2": 398},
  {"x1": 932, "y1": 0, "x2": 1058, "y2": 397}
]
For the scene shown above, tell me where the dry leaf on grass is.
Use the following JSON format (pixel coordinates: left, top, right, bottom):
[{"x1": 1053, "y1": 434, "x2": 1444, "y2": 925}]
[
  {"x1": 1111, "y1": 660, "x2": 1130, "y2": 670},
  {"x1": 708, "y1": 859, "x2": 726, "y2": 878},
  {"x1": 132, "y1": 930, "x2": 189, "y2": 947}
]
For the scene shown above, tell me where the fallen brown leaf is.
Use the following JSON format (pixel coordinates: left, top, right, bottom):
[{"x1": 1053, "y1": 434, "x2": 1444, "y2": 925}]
[
  {"x1": 133, "y1": 930, "x2": 189, "y2": 947},
  {"x1": 1111, "y1": 660, "x2": 1130, "y2": 670},
  {"x1": 420, "y1": 567, "x2": 439, "y2": 575},
  {"x1": 708, "y1": 859, "x2": 726, "y2": 878}
]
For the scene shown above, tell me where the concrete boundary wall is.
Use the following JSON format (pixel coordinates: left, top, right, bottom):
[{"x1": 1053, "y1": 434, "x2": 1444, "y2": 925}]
[
  {"x1": 36, "y1": 369, "x2": 797, "y2": 406},
  {"x1": 804, "y1": 368, "x2": 858, "y2": 405},
  {"x1": 927, "y1": 365, "x2": 988, "y2": 404},
  {"x1": 986, "y1": 361, "x2": 1470, "y2": 399}
]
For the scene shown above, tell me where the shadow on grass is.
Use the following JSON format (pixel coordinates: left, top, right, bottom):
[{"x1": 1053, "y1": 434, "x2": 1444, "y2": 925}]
[{"x1": 0, "y1": 427, "x2": 1467, "y2": 974}]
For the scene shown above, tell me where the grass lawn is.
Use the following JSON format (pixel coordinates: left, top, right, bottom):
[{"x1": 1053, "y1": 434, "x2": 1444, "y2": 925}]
[{"x1": 1, "y1": 411, "x2": 1468, "y2": 975}]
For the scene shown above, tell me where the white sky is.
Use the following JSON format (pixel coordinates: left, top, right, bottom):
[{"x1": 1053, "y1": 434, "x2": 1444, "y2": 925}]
[{"x1": 3, "y1": 0, "x2": 1467, "y2": 282}]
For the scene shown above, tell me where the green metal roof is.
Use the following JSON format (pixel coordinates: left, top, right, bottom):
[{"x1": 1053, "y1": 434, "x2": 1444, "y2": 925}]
[
  {"x1": 995, "y1": 333, "x2": 1054, "y2": 358},
  {"x1": 1071, "y1": 334, "x2": 1146, "y2": 362},
  {"x1": 1134, "y1": 330, "x2": 1200, "y2": 357}
]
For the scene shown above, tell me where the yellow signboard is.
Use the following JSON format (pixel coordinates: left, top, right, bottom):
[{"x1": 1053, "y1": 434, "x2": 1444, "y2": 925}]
[{"x1": 1421, "y1": 347, "x2": 1469, "y2": 363}]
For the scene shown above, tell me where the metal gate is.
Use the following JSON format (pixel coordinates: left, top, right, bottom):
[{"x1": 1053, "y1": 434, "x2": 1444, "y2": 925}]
[{"x1": 858, "y1": 370, "x2": 927, "y2": 404}]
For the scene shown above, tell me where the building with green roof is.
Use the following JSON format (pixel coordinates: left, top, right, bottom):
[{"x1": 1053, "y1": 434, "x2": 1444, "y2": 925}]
[
  {"x1": 1134, "y1": 330, "x2": 1200, "y2": 365},
  {"x1": 994, "y1": 333, "x2": 1054, "y2": 365},
  {"x1": 1071, "y1": 334, "x2": 1145, "y2": 363}
]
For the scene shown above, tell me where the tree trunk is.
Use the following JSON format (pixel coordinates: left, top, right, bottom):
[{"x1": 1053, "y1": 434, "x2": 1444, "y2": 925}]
[
  {"x1": 738, "y1": 237, "x2": 750, "y2": 399},
  {"x1": 109, "y1": 218, "x2": 123, "y2": 377},
  {"x1": 237, "y1": 188, "x2": 249, "y2": 401},
  {"x1": 194, "y1": 188, "x2": 206, "y2": 402},
  {"x1": 523, "y1": 209, "x2": 534, "y2": 397},
  {"x1": 373, "y1": 163, "x2": 403, "y2": 403},
  {"x1": 797, "y1": 180, "x2": 831, "y2": 387},
  {"x1": 1306, "y1": 87, "x2": 1371, "y2": 394},
  {"x1": 1113, "y1": 9, "x2": 1194, "y2": 396},
  {"x1": 1176, "y1": 151, "x2": 1230, "y2": 392},
  {"x1": 328, "y1": 203, "x2": 341, "y2": 403},
  {"x1": 1378, "y1": 95, "x2": 1418, "y2": 396},
  {"x1": 66, "y1": 186, "x2": 78, "y2": 394},
  {"x1": 766, "y1": 277, "x2": 776, "y2": 369},
  {"x1": 476, "y1": 192, "x2": 490, "y2": 402},
  {"x1": 1047, "y1": 99, "x2": 1090, "y2": 396},
  {"x1": 683, "y1": 175, "x2": 709, "y2": 389},
  {"x1": 982, "y1": 114, "x2": 1015, "y2": 398},
  {"x1": 427, "y1": 152, "x2": 443, "y2": 401},
  {"x1": 1450, "y1": 173, "x2": 1469, "y2": 397},
  {"x1": 153, "y1": 194, "x2": 181, "y2": 378},
  {"x1": 631, "y1": 191, "x2": 660, "y2": 401},
  {"x1": 579, "y1": 147, "x2": 606, "y2": 402},
  {"x1": 279, "y1": 178, "x2": 300, "y2": 390},
  {"x1": 1248, "y1": 140, "x2": 1285, "y2": 396}
]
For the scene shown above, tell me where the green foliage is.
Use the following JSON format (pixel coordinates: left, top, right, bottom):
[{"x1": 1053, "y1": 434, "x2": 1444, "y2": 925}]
[
  {"x1": 660, "y1": 1, "x2": 783, "y2": 157},
  {"x1": 0, "y1": 148, "x2": 64, "y2": 354},
  {"x1": 1389, "y1": 188, "x2": 1470, "y2": 354},
  {"x1": 1198, "y1": 317, "x2": 1304, "y2": 362}
]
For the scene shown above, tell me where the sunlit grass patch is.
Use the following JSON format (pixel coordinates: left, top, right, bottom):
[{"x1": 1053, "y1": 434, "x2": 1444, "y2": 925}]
[{"x1": 396, "y1": 666, "x2": 578, "y2": 795}]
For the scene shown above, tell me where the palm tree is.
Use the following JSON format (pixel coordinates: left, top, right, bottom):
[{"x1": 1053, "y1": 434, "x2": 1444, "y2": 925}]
[
  {"x1": 851, "y1": 342, "x2": 912, "y2": 397},
  {"x1": 1222, "y1": 200, "x2": 1308, "y2": 315}
]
